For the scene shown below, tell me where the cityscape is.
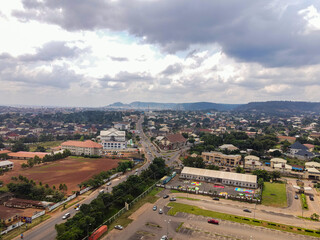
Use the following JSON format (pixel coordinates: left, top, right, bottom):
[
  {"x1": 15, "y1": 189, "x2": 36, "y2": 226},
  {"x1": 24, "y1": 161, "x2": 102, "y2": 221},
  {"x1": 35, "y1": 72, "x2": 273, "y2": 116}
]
[{"x1": 2, "y1": 1, "x2": 320, "y2": 240}]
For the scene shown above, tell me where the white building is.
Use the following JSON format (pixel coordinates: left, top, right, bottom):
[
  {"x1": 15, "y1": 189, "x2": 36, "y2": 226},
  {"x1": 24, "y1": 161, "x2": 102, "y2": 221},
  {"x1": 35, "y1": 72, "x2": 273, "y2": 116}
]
[
  {"x1": 180, "y1": 167, "x2": 258, "y2": 188},
  {"x1": 99, "y1": 128, "x2": 127, "y2": 150},
  {"x1": 61, "y1": 140, "x2": 102, "y2": 156},
  {"x1": 0, "y1": 160, "x2": 14, "y2": 170}
]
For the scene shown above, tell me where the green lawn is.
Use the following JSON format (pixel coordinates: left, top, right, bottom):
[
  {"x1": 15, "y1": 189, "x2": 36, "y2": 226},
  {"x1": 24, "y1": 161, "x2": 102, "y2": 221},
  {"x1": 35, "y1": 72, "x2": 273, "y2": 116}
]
[
  {"x1": 29, "y1": 141, "x2": 63, "y2": 152},
  {"x1": 176, "y1": 196, "x2": 200, "y2": 201},
  {"x1": 262, "y1": 182, "x2": 287, "y2": 207},
  {"x1": 167, "y1": 202, "x2": 320, "y2": 238}
]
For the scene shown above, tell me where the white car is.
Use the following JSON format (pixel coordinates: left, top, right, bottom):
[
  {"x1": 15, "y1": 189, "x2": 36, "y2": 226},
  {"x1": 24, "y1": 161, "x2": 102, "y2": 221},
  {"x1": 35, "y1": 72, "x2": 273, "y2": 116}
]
[
  {"x1": 114, "y1": 225, "x2": 123, "y2": 230},
  {"x1": 160, "y1": 235, "x2": 168, "y2": 240},
  {"x1": 62, "y1": 213, "x2": 70, "y2": 220}
]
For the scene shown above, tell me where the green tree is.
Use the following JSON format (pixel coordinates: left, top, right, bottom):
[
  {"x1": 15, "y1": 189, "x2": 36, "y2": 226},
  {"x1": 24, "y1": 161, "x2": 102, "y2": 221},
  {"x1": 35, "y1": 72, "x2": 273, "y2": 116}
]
[
  {"x1": 11, "y1": 141, "x2": 29, "y2": 152},
  {"x1": 271, "y1": 171, "x2": 281, "y2": 182},
  {"x1": 236, "y1": 166, "x2": 245, "y2": 173},
  {"x1": 35, "y1": 146, "x2": 46, "y2": 152},
  {"x1": 258, "y1": 178, "x2": 264, "y2": 189},
  {"x1": 27, "y1": 158, "x2": 34, "y2": 167}
]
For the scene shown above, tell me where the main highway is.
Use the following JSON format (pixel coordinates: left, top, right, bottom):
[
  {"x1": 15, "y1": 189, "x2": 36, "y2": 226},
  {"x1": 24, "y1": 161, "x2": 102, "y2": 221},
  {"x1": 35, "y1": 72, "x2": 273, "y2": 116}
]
[{"x1": 15, "y1": 115, "x2": 183, "y2": 240}]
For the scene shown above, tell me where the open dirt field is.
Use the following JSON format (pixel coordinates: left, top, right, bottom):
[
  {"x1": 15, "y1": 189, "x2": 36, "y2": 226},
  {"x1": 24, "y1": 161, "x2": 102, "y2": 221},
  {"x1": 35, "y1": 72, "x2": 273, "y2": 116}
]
[{"x1": 0, "y1": 157, "x2": 120, "y2": 194}]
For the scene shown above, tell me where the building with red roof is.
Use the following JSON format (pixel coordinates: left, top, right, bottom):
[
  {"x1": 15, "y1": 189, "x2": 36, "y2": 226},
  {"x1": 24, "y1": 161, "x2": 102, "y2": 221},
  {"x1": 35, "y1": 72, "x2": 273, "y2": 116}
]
[
  {"x1": 8, "y1": 151, "x2": 49, "y2": 160},
  {"x1": 61, "y1": 140, "x2": 102, "y2": 156},
  {"x1": 160, "y1": 134, "x2": 187, "y2": 150}
]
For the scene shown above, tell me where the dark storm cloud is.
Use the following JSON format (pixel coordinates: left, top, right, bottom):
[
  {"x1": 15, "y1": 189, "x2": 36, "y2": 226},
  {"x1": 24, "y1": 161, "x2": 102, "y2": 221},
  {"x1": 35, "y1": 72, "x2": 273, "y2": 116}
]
[
  {"x1": 19, "y1": 41, "x2": 85, "y2": 62},
  {"x1": 12, "y1": 0, "x2": 320, "y2": 67}
]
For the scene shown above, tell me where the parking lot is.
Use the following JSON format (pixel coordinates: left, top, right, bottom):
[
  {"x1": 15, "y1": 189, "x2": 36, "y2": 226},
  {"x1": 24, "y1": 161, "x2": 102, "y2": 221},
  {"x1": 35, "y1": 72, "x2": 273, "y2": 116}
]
[{"x1": 167, "y1": 176, "x2": 259, "y2": 198}]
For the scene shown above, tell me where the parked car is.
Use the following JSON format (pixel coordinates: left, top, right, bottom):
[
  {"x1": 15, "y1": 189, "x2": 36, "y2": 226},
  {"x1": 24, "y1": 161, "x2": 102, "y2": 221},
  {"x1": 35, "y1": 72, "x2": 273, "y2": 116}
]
[
  {"x1": 160, "y1": 235, "x2": 168, "y2": 240},
  {"x1": 169, "y1": 197, "x2": 176, "y2": 201},
  {"x1": 294, "y1": 195, "x2": 299, "y2": 199},
  {"x1": 312, "y1": 180, "x2": 318, "y2": 183},
  {"x1": 75, "y1": 207, "x2": 80, "y2": 211},
  {"x1": 212, "y1": 197, "x2": 219, "y2": 201},
  {"x1": 208, "y1": 219, "x2": 219, "y2": 224},
  {"x1": 62, "y1": 213, "x2": 71, "y2": 220},
  {"x1": 163, "y1": 194, "x2": 169, "y2": 199},
  {"x1": 153, "y1": 205, "x2": 157, "y2": 211},
  {"x1": 114, "y1": 225, "x2": 123, "y2": 230},
  {"x1": 310, "y1": 195, "x2": 314, "y2": 201},
  {"x1": 243, "y1": 209, "x2": 252, "y2": 213},
  {"x1": 159, "y1": 209, "x2": 163, "y2": 214},
  {"x1": 99, "y1": 189, "x2": 104, "y2": 194},
  {"x1": 107, "y1": 182, "x2": 112, "y2": 186}
]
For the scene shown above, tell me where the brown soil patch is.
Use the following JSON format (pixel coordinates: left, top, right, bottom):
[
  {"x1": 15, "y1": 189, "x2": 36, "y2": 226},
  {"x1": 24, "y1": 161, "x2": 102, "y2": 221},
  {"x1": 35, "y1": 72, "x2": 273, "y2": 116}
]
[{"x1": 0, "y1": 157, "x2": 120, "y2": 194}]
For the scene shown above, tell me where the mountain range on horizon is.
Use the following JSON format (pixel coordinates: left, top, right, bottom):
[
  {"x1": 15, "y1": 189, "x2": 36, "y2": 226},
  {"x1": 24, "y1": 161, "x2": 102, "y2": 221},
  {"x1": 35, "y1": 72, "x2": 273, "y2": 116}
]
[{"x1": 106, "y1": 101, "x2": 320, "y2": 113}]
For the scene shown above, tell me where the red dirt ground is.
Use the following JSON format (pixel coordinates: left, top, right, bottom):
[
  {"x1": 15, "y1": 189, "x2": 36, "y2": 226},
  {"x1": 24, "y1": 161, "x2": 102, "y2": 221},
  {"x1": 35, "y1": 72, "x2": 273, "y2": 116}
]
[{"x1": 0, "y1": 157, "x2": 120, "y2": 194}]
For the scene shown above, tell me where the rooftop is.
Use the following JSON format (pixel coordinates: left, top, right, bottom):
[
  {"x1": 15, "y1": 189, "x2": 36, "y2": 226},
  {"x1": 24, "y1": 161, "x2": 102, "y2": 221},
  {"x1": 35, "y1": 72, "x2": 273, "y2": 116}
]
[
  {"x1": 181, "y1": 167, "x2": 257, "y2": 183},
  {"x1": 61, "y1": 140, "x2": 102, "y2": 149},
  {"x1": 0, "y1": 205, "x2": 23, "y2": 219},
  {"x1": 0, "y1": 160, "x2": 14, "y2": 167}
]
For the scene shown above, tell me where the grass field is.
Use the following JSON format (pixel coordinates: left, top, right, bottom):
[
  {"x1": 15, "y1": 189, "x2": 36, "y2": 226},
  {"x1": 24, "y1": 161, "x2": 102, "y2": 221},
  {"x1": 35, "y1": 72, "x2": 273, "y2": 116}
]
[
  {"x1": 168, "y1": 202, "x2": 320, "y2": 238},
  {"x1": 262, "y1": 182, "x2": 287, "y2": 207},
  {"x1": 28, "y1": 141, "x2": 63, "y2": 152}
]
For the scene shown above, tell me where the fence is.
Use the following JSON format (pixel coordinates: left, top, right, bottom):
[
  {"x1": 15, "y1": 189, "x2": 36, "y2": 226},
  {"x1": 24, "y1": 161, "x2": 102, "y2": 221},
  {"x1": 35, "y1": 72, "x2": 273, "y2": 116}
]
[
  {"x1": 1, "y1": 210, "x2": 46, "y2": 235},
  {"x1": 83, "y1": 182, "x2": 158, "y2": 240},
  {"x1": 47, "y1": 193, "x2": 77, "y2": 211}
]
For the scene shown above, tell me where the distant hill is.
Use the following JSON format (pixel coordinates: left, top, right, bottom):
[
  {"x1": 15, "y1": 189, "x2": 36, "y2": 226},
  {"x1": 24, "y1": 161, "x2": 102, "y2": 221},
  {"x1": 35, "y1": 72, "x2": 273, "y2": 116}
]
[
  {"x1": 235, "y1": 101, "x2": 320, "y2": 113},
  {"x1": 106, "y1": 101, "x2": 240, "y2": 111}
]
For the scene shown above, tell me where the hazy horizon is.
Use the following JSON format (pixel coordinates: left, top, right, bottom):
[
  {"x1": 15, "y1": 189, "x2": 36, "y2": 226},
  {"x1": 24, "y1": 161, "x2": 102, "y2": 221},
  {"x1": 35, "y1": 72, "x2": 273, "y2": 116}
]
[{"x1": 1, "y1": 1, "x2": 320, "y2": 107}]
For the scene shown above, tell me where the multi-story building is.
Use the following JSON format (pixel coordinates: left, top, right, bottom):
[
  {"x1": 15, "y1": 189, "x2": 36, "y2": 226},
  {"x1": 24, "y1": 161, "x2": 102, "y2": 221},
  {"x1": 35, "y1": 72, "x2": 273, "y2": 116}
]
[
  {"x1": 61, "y1": 140, "x2": 102, "y2": 156},
  {"x1": 201, "y1": 151, "x2": 241, "y2": 167},
  {"x1": 99, "y1": 128, "x2": 126, "y2": 150}
]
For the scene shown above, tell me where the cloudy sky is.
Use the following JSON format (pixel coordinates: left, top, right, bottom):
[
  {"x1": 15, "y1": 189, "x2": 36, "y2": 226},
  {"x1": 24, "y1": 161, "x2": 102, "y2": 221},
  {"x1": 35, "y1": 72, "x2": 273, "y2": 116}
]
[{"x1": 1, "y1": 0, "x2": 320, "y2": 107}]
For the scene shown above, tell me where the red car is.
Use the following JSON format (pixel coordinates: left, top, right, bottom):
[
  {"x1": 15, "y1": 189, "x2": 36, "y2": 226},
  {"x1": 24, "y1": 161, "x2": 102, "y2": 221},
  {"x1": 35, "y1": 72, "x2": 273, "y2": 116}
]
[{"x1": 208, "y1": 219, "x2": 219, "y2": 224}]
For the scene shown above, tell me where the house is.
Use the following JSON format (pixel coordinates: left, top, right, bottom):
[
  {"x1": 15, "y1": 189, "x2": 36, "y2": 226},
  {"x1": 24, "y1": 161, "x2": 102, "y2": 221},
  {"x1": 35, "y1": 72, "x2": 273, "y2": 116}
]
[
  {"x1": 270, "y1": 158, "x2": 287, "y2": 168},
  {"x1": 61, "y1": 140, "x2": 102, "y2": 156},
  {"x1": 303, "y1": 144, "x2": 315, "y2": 152},
  {"x1": 244, "y1": 155, "x2": 261, "y2": 169},
  {"x1": 160, "y1": 134, "x2": 187, "y2": 150},
  {"x1": 4, "y1": 198, "x2": 48, "y2": 209},
  {"x1": 113, "y1": 122, "x2": 130, "y2": 131},
  {"x1": 0, "y1": 205, "x2": 22, "y2": 226},
  {"x1": 278, "y1": 135, "x2": 296, "y2": 144},
  {"x1": 219, "y1": 144, "x2": 239, "y2": 152},
  {"x1": 202, "y1": 152, "x2": 241, "y2": 167},
  {"x1": 99, "y1": 128, "x2": 127, "y2": 150},
  {"x1": 287, "y1": 142, "x2": 314, "y2": 160},
  {"x1": 0, "y1": 160, "x2": 14, "y2": 170}
]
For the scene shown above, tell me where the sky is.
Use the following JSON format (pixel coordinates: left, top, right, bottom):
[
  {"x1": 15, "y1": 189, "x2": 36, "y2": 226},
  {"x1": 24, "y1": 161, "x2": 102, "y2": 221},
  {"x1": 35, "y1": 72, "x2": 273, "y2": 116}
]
[{"x1": 1, "y1": 0, "x2": 320, "y2": 107}]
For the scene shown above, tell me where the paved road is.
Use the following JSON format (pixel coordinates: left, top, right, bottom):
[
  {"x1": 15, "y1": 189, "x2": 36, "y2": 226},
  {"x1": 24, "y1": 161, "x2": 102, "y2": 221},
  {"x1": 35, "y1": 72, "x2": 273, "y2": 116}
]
[
  {"x1": 17, "y1": 115, "x2": 183, "y2": 240},
  {"x1": 105, "y1": 192, "x2": 319, "y2": 240}
]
